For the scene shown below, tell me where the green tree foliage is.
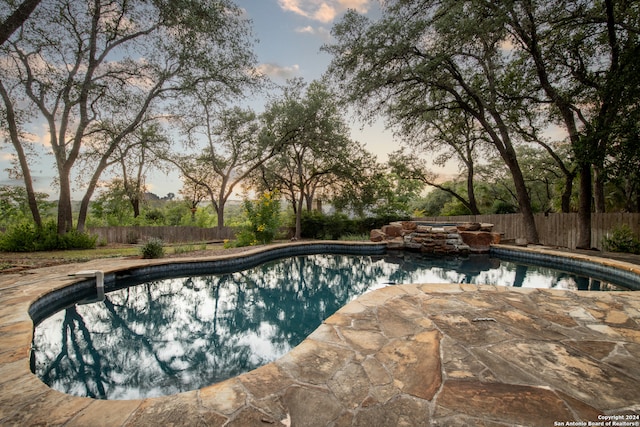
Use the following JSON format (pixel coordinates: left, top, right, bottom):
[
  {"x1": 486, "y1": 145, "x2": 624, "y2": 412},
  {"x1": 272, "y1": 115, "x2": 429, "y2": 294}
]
[
  {"x1": 481, "y1": 0, "x2": 640, "y2": 245},
  {"x1": 0, "y1": 185, "x2": 53, "y2": 227},
  {"x1": 90, "y1": 180, "x2": 137, "y2": 226},
  {"x1": 324, "y1": 1, "x2": 541, "y2": 243},
  {"x1": 232, "y1": 191, "x2": 281, "y2": 247},
  {"x1": 88, "y1": 188, "x2": 220, "y2": 228},
  {"x1": 1, "y1": 0, "x2": 257, "y2": 235},
  {"x1": 325, "y1": 0, "x2": 639, "y2": 244},
  {"x1": 0, "y1": 220, "x2": 96, "y2": 252},
  {"x1": 257, "y1": 80, "x2": 373, "y2": 239}
]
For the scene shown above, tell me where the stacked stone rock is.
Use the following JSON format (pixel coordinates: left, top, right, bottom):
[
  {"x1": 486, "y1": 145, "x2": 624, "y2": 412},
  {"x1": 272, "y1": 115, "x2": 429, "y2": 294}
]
[{"x1": 370, "y1": 221, "x2": 501, "y2": 254}]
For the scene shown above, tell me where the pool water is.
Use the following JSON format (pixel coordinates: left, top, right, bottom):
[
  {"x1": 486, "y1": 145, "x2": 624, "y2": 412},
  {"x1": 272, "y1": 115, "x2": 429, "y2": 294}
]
[{"x1": 31, "y1": 252, "x2": 631, "y2": 400}]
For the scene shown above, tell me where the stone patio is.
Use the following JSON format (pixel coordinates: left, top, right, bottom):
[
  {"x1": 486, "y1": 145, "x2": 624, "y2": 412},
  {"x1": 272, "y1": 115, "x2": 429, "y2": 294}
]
[{"x1": 1, "y1": 244, "x2": 639, "y2": 426}]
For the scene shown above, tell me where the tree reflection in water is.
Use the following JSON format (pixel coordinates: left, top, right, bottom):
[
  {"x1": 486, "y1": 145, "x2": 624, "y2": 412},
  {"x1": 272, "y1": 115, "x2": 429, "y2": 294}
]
[{"x1": 32, "y1": 253, "x2": 628, "y2": 399}]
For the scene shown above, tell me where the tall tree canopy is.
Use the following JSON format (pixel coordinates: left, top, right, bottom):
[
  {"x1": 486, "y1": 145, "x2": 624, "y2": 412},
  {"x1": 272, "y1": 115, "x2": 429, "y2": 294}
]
[
  {"x1": 325, "y1": 0, "x2": 639, "y2": 246},
  {"x1": 0, "y1": 0, "x2": 257, "y2": 233},
  {"x1": 325, "y1": 0, "x2": 542, "y2": 243},
  {"x1": 490, "y1": 0, "x2": 640, "y2": 246}
]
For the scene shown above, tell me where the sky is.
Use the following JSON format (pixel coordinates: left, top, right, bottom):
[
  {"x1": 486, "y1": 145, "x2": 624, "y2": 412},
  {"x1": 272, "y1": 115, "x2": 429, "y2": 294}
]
[{"x1": 0, "y1": 0, "x2": 430, "y2": 200}]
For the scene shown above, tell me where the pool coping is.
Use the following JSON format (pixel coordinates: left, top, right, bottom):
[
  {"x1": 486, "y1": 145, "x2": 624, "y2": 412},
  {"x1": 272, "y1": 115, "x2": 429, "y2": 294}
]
[{"x1": 1, "y1": 242, "x2": 639, "y2": 425}]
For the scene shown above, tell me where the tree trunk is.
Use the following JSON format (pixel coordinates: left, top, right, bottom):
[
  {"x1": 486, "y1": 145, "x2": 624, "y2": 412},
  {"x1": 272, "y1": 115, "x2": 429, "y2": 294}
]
[
  {"x1": 0, "y1": 0, "x2": 41, "y2": 46},
  {"x1": 507, "y1": 158, "x2": 539, "y2": 244},
  {"x1": 57, "y1": 167, "x2": 74, "y2": 234},
  {"x1": 76, "y1": 157, "x2": 111, "y2": 233},
  {"x1": 0, "y1": 81, "x2": 42, "y2": 227},
  {"x1": 217, "y1": 187, "x2": 226, "y2": 230},
  {"x1": 217, "y1": 204, "x2": 225, "y2": 229},
  {"x1": 576, "y1": 162, "x2": 592, "y2": 249},
  {"x1": 561, "y1": 173, "x2": 574, "y2": 213},
  {"x1": 466, "y1": 162, "x2": 480, "y2": 215},
  {"x1": 305, "y1": 193, "x2": 313, "y2": 212},
  {"x1": 295, "y1": 192, "x2": 304, "y2": 239},
  {"x1": 593, "y1": 166, "x2": 606, "y2": 213},
  {"x1": 132, "y1": 198, "x2": 141, "y2": 218}
]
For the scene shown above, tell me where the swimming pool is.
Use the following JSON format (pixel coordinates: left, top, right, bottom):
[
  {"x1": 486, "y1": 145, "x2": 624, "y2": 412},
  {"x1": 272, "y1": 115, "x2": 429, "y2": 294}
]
[{"x1": 31, "y1": 250, "x2": 637, "y2": 400}]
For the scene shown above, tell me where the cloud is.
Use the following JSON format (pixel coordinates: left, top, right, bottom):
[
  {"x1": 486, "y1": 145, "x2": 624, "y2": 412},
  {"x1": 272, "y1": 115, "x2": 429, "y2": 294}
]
[
  {"x1": 296, "y1": 25, "x2": 315, "y2": 34},
  {"x1": 295, "y1": 25, "x2": 331, "y2": 40},
  {"x1": 278, "y1": 0, "x2": 371, "y2": 23},
  {"x1": 314, "y1": 3, "x2": 337, "y2": 22},
  {"x1": 256, "y1": 63, "x2": 301, "y2": 79}
]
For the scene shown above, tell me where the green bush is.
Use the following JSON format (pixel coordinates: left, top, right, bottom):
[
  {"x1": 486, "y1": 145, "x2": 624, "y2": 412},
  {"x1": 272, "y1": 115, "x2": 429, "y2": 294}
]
[
  {"x1": 0, "y1": 220, "x2": 96, "y2": 252},
  {"x1": 300, "y1": 212, "x2": 410, "y2": 240},
  {"x1": 230, "y1": 191, "x2": 281, "y2": 247},
  {"x1": 0, "y1": 222, "x2": 35, "y2": 251},
  {"x1": 55, "y1": 228, "x2": 98, "y2": 250},
  {"x1": 140, "y1": 238, "x2": 165, "y2": 258},
  {"x1": 602, "y1": 225, "x2": 640, "y2": 254}
]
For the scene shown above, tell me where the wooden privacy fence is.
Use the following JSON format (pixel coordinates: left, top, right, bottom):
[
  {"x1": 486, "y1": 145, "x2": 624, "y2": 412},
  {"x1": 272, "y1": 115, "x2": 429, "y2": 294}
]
[
  {"x1": 88, "y1": 226, "x2": 235, "y2": 244},
  {"x1": 415, "y1": 213, "x2": 640, "y2": 250}
]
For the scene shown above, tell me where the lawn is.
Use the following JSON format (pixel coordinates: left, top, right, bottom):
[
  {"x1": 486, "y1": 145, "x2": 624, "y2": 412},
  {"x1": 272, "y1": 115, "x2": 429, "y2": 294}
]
[{"x1": 0, "y1": 242, "x2": 227, "y2": 273}]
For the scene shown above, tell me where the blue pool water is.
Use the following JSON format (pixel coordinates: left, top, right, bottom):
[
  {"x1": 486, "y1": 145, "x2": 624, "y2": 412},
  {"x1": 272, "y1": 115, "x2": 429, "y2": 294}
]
[{"x1": 31, "y1": 252, "x2": 634, "y2": 400}]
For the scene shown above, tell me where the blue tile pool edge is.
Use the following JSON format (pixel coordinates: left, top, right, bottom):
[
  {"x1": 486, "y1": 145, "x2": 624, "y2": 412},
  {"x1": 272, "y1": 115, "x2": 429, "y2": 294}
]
[{"x1": 490, "y1": 245, "x2": 640, "y2": 291}]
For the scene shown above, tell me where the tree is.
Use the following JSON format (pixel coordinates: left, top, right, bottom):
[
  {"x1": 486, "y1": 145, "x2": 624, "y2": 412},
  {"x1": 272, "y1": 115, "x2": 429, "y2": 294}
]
[
  {"x1": 1, "y1": 0, "x2": 257, "y2": 235},
  {"x1": 258, "y1": 80, "x2": 371, "y2": 239},
  {"x1": 391, "y1": 91, "x2": 492, "y2": 215},
  {"x1": 179, "y1": 175, "x2": 209, "y2": 223},
  {"x1": 0, "y1": 0, "x2": 41, "y2": 46},
  {"x1": 78, "y1": 123, "x2": 165, "y2": 230},
  {"x1": 165, "y1": 105, "x2": 278, "y2": 231},
  {"x1": 325, "y1": 2, "x2": 541, "y2": 243},
  {"x1": 483, "y1": 0, "x2": 640, "y2": 246}
]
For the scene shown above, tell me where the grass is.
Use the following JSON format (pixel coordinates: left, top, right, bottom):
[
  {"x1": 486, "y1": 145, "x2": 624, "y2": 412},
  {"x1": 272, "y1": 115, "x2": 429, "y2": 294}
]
[
  {"x1": 172, "y1": 243, "x2": 208, "y2": 255},
  {"x1": 0, "y1": 242, "x2": 224, "y2": 271}
]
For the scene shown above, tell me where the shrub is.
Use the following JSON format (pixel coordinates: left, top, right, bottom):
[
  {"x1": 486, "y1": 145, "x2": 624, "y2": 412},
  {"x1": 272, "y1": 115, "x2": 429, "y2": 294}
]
[
  {"x1": 339, "y1": 233, "x2": 370, "y2": 241},
  {"x1": 231, "y1": 191, "x2": 281, "y2": 247},
  {"x1": 602, "y1": 225, "x2": 640, "y2": 254},
  {"x1": 0, "y1": 220, "x2": 96, "y2": 252},
  {"x1": 300, "y1": 211, "x2": 354, "y2": 240},
  {"x1": 300, "y1": 212, "x2": 410, "y2": 240},
  {"x1": 140, "y1": 238, "x2": 164, "y2": 258},
  {"x1": 55, "y1": 228, "x2": 98, "y2": 250},
  {"x1": 0, "y1": 221, "x2": 38, "y2": 251}
]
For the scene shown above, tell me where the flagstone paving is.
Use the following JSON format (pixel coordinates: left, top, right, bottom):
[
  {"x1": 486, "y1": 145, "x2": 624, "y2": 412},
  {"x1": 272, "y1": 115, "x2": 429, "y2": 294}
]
[{"x1": 1, "y1": 244, "x2": 639, "y2": 426}]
